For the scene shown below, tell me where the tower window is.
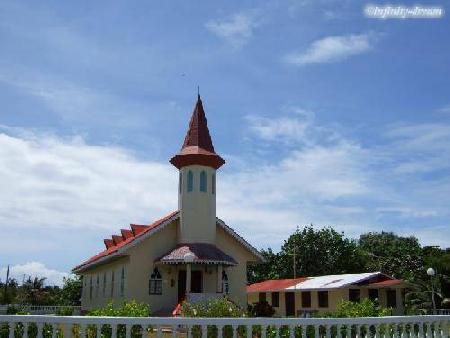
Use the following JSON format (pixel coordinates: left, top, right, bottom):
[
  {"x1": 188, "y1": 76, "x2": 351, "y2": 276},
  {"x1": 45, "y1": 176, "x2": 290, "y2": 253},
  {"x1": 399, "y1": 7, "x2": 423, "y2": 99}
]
[
  {"x1": 149, "y1": 268, "x2": 162, "y2": 295},
  {"x1": 200, "y1": 170, "x2": 207, "y2": 192},
  {"x1": 187, "y1": 170, "x2": 194, "y2": 192},
  {"x1": 212, "y1": 174, "x2": 216, "y2": 194},
  {"x1": 179, "y1": 172, "x2": 182, "y2": 194}
]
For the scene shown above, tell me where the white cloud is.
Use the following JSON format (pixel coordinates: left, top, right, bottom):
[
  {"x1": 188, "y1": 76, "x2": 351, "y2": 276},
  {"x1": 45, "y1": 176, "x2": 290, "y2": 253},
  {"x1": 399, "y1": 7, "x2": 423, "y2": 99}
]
[
  {"x1": 284, "y1": 33, "x2": 375, "y2": 65},
  {"x1": 0, "y1": 262, "x2": 68, "y2": 287},
  {"x1": 0, "y1": 130, "x2": 177, "y2": 231},
  {"x1": 206, "y1": 12, "x2": 260, "y2": 48},
  {"x1": 1, "y1": 115, "x2": 449, "y2": 272}
]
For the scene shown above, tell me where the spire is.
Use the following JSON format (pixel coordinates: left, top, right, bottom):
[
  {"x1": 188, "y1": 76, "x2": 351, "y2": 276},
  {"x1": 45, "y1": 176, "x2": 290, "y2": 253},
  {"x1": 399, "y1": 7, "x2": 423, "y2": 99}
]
[{"x1": 170, "y1": 96, "x2": 225, "y2": 170}]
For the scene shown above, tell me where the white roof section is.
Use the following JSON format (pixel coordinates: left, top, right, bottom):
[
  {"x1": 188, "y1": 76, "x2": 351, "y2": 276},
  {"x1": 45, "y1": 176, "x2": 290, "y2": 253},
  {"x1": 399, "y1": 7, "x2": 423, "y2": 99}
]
[{"x1": 286, "y1": 272, "x2": 384, "y2": 290}]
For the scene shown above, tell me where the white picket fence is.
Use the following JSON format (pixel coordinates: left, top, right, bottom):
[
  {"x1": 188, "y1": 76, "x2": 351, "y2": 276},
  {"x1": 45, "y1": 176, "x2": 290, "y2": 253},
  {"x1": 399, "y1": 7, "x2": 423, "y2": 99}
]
[
  {"x1": 0, "y1": 305, "x2": 81, "y2": 315},
  {"x1": 0, "y1": 314, "x2": 449, "y2": 338}
]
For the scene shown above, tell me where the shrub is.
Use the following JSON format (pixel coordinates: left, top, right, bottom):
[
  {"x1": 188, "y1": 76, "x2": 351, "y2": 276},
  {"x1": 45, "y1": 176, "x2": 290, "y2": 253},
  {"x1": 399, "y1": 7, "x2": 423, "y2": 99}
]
[
  {"x1": 248, "y1": 301, "x2": 275, "y2": 317},
  {"x1": 86, "y1": 300, "x2": 151, "y2": 338},
  {"x1": 322, "y1": 298, "x2": 392, "y2": 318},
  {"x1": 180, "y1": 297, "x2": 246, "y2": 338}
]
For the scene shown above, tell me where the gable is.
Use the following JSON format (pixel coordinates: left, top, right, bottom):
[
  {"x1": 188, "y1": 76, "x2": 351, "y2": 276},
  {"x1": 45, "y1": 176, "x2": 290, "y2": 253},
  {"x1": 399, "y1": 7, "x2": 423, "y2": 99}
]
[{"x1": 72, "y1": 211, "x2": 263, "y2": 273}]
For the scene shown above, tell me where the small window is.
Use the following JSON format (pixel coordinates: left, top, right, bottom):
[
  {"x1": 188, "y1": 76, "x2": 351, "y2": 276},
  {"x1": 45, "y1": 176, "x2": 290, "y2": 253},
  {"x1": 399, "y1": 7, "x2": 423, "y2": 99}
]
[
  {"x1": 349, "y1": 289, "x2": 360, "y2": 302},
  {"x1": 96, "y1": 275, "x2": 100, "y2": 298},
  {"x1": 368, "y1": 289, "x2": 378, "y2": 302},
  {"x1": 386, "y1": 290, "x2": 397, "y2": 308},
  {"x1": 89, "y1": 276, "x2": 93, "y2": 301},
  {"x1": 187, "y1": 170, "x2": 194, "y2": 192},
  {"x1": 301, "y1": 291, "x2": 311, "y2": 308},
  {"x1": 271, "y1": 292, "x2": 280, "y2": 307},
  {"x1": 149, "y1": 268, "x2": 162, "y2": 295},
  {"x1": 200, "y1": 170, "x2": 207, "y2": 192},
  {"x1": 212, "y1": 174, "x2": 216, "y2": 194},
  {"x1": 120, "y1": 267, "x2": 125, "y2": 297},
  {"x1": 111, "y1": 271, "x2": 115, "y2": 298},
  {"x1": 103, "y1": 273, "x2": 107, "y2": 297},
  {"x1": 222, "y1": 271, "x2": 229, "y2": 294},
  {"x1": 259, "y1": 292, "x2": 266, "y2": 302},
  {"x1": 318, "y1": 291, "x2": 329, "y2": 308},
  {"x1": 179, "y1": 172, "x2": 182, "y2": 194}
]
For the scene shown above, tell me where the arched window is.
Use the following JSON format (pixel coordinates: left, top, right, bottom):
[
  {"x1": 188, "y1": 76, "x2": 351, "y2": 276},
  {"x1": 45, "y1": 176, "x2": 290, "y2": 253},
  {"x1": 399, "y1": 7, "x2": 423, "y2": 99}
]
[
  {"x1": 120, "y1": 266, "x2": 125, "y2": 297},
  {"x1": 89, "y1": 276, "x2": 93, "y2": 300},
  {"x1": 212, "y1": 174, "x2": 216, "y2": 195},
  {"x1": 96, "y1": 275, "x2": 99, "y2": 298},
  {"x1": 200, "y1": 170, "x2": 207, "y2": 192},
  {"x1": 110, "y1": 271, "x2": 115, "y2": 298},
  {"x1": 103, "y1": 272, "x2": 107, "y2": 297},
  {"x1": 149, "y1": 268, "x2": 162, "y2": 295},
  {"x1": 187, "y1": 170, "x2": 194, "y2": 192},
  {"x1": 179, "y1": 172, "x2": 182, "y2": 194},
  {"x1": 222, "y1": 271, "x2": 229, "y2": 295}
]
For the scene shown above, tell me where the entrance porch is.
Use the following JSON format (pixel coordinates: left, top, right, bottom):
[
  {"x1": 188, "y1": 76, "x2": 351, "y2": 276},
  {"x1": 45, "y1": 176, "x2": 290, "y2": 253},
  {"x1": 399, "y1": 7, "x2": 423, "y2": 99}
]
[{"x1": 155, "y1": 243, "x2": 237, "y2": 308}]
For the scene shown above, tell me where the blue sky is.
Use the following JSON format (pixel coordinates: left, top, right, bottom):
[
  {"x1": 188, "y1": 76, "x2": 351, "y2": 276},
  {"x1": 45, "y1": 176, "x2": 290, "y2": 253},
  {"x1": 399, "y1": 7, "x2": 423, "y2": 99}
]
[{"x1": 1, "y1": 1, "x2": 449, "y2": 285}]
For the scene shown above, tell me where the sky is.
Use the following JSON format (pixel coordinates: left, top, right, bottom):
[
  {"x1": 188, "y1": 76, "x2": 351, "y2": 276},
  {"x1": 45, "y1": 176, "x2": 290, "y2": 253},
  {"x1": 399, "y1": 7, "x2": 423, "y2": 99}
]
[{"x1": 0, "y1": 0, "x2": 449, "y2": 286}]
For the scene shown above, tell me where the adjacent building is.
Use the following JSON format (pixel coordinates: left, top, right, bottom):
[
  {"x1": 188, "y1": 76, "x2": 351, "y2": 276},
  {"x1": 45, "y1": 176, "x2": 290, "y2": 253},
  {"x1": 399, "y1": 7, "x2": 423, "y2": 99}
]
[
  {"x1": 73, "y1": 95, "x2": 263, "y2": 314},
  {"x1": 247, "y1": 272, "x2": 408, "y2": 316}
]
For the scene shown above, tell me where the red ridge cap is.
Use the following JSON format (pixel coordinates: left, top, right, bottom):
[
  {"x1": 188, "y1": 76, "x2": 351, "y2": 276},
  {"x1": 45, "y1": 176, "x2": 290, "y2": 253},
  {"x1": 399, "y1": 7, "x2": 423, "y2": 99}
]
[
  {"x1": 121, "y1": 229, "x2": 134, "y2": 239},
  {"x1": 112, "y1": 235, "x2": 124, "y2": 245},
  {"x1": 73, "y1": 211, "x2": 179, "y2": 272},
  {"x1": 130, "y1": 224, "x2": 148, "y2": 236},
  {"x1": 104, "y1": 239, "x2": 114, "y2": 249}
]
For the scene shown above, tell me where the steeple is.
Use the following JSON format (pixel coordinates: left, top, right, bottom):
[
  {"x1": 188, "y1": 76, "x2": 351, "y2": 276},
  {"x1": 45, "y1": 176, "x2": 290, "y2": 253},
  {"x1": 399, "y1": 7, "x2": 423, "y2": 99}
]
[{"x1": 170, "y1": 96, "x2": 225, "y2": 169}]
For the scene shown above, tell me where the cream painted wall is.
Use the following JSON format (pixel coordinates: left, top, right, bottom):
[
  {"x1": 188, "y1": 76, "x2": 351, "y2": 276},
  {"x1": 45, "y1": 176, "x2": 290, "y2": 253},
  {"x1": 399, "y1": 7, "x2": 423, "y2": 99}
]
[
  {"x1": 248, "y1": 287, "x2": 406, "y2": 317},
  {"x1": 80, "y1": 257, "x2": 129, "y2": 310},
  {"x1": 216, "y1": 225, "x2": 260, "y2": 307},
  {"x1": 80, "y1": 218, "x2": 259, "y2": 312},
  {"x1": 179, "y1": 165, "x2": 216, "y2": 244}
]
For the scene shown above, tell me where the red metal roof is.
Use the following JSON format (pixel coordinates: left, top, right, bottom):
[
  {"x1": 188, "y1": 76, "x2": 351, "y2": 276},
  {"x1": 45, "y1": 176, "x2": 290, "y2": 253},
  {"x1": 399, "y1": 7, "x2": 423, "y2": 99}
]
[
  {"x1": 247, "y1": 278, "x2": 308, "y2": 293},
  {"x1": 170, "y1": 96, "x2": 225, "y2": 169},
  {"x1": 73, "y1": 211, "x2": 178, "y2": 272},
  {"x1": 368, "y1": 279, "x2": 404, "y2": 287}
]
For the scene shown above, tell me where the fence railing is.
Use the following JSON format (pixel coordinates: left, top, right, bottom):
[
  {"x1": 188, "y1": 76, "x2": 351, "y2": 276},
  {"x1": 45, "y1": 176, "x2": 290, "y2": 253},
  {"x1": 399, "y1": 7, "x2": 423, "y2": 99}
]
[
  {"x1": 0, "y1": 305, "x2": 81, "y2": 315},
  {"x1": 0, "y1": 315, "x2": 449, "y2": 338}
]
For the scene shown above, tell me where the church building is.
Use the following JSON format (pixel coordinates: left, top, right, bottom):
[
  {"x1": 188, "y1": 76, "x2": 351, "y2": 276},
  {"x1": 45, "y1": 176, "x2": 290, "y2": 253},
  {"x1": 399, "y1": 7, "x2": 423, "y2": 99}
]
[{"x1": 73, "y1": 95, "x2": 263, "y2": 314}]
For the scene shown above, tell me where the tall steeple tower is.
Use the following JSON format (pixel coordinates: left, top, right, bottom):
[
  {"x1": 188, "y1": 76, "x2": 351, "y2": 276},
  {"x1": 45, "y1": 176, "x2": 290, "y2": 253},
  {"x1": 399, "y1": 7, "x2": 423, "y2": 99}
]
[{"x1": 170, "y1": 95, "x2": 225, "y2": 243}]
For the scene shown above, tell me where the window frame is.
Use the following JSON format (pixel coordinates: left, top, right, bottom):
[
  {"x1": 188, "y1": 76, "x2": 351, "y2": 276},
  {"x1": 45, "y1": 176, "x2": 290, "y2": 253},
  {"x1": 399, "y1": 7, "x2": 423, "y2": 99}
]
[
  {"x1": 111, "y1": 271, "x2": 115, "y2": 298},
  {"x1": 318, "y1": 291, "x2": 329, "y2": 308},
  {"x1": 149, "y1": 268, "x2": 163, "y2": 295},
  {"x1": 187, "y1": 170, "x2": 194, "y2": 192},
  {"x1": 349, "y1": 288, "x2": 361, "y2": 302},
  {"x1": 120, "y1": 266, "x2": 125, "y2": 297},
  {"x1": 271, "y1": 292, "x2": 280, "y2": 307},
  {"x1": 259, "y1": 292, "x2": 266, "y2": 303},
  {"x1": 386, "y1": 289, "x2": 397, "y2": 308},
  {"x1": 212, "y1": 173, "x2": 216, "y2": 194},
  {"x1": 222, "y1": 270, "x2": 229, "y2": 294},
  {"x1": 368, "y1": 288, "x2": 379, "y2": 302},
  {"x1": 200, "y1": 170, "x2": 207, "y2": 192},
  {"x1": 301, "y1": 291, "x2": 312, "y2": 308}
]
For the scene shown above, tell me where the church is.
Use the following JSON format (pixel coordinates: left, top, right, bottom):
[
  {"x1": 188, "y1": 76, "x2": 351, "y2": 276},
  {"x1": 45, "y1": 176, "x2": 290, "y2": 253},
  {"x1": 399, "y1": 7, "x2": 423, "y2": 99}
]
[{"x1": 73, "y1": 95, "x2": 263, "y2": 314}]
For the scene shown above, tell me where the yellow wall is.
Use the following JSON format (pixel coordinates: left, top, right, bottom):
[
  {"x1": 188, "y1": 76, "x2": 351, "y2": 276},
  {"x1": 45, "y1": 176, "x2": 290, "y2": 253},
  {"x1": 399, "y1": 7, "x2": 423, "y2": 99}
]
[
  {"x1": 248, "y1": 287, "x2": 405, "y2": 317},
  {"x1": 79, "y1": 218, "x2": 259, "y2": 312}
]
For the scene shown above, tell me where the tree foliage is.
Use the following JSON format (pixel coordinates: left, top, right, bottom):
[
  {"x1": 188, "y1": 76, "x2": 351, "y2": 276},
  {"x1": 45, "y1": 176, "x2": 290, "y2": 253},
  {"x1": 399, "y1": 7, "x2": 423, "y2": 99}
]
[
  {"x1": 248, "y1": 226, "x2": 450, "y2": 310},
  {"x1": 358, "y1": 232, "x2": 423, "y2": 280}
]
